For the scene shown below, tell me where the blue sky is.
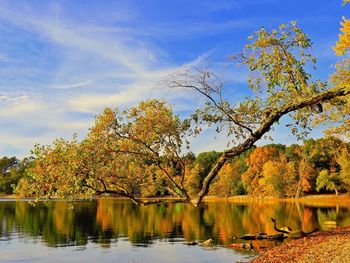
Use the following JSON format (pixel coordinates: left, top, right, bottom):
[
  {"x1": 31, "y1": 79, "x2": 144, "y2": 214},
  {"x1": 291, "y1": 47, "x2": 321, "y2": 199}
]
[{"x1": 0, "y1": 0, "x2": 348, "y2": 158}]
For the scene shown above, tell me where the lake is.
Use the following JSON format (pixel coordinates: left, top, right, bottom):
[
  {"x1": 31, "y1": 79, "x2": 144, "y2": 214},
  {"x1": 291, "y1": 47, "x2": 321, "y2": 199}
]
[{"x1": 0, "y1": 199, "x2": 349, "y2": 263}]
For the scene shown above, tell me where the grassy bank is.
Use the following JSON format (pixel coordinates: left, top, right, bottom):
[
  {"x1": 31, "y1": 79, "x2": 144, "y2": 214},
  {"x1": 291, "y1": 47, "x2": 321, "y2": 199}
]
[
  {"x1": 203, "y1": 194, "x2": 350, "y2": 205},
  {"x1": 1, "y1": 194, "x2": 349, "y2": 206}
]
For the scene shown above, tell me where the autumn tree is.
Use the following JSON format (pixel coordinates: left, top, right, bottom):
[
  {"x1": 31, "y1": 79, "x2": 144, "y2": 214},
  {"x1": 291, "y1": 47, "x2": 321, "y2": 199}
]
[
  {"x1": 262, "y1": 158, "x2": 298, "y2": 198},
  {"x1": 337, "y1": 148, "x2": 350, "y2": 192},
  {"x1": 334, "y1": 0, "x2": 350, "y2": 56},
  {"x1": 241, "y1": 144, "x2": 298, "y2": 197},
  {"x1": 284, "y1": 144, "x2": 311, "y2": 197},
  {"x1": 209, "y1": 161, "x2": 241, "y2": 197},
  {"x1": 242, "y1": 146, "x2": 282, "y2": 195},
  {"x1": 184, "y1": 163, "x2": 201, "y2": 197},
  {"x1": 297, "y1": 158, "x2": 316, "y2": 197},
  {"x1": 17, "y1": 100, "x2": 193, "y2": 204},
  {"x1": 316, "y1": 0, "x2": 350, "y2": 137},
  {"x1": 165, "y1": 17, "x2": 350, "y2": 205}
]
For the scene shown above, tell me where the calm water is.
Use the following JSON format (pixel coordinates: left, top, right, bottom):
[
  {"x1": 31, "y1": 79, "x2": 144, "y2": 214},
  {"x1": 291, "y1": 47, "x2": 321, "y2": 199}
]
[{"x1": 1, "y1": 199, "x2": 350, "y2": 263}]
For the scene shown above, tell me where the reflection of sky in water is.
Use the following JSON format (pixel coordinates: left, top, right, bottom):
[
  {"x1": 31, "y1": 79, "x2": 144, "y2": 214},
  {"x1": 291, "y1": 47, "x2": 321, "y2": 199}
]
[
  {"x1": 0, "y1": 238, "x2": 253, "y2": 263},
  {"x1": 1, "y1": 199, "x2": 350, "y2": 262}
]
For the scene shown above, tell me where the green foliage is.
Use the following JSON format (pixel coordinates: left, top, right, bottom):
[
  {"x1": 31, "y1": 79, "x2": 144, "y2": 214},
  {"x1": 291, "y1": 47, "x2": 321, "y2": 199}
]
[
  {"x1": 303, "y1": 137, "x2": 343, "y2": 170},
  {"x1": 0, "y1": 157, "x2": 18, "y2": 174},
  {"x1": 230, "y1": 175, "x2": 246, "y2": 195},
  {"x1": 337, "y1": 148, "x2": 350, "y2": 191},
  {"x1": 316, "y1": 170, "x2": 339, "y2": 195},
  {"x1": 0, "y1": 157, "x2": 31, "y2": 195},
  {"x1": 244, "y1": 22, "x2": 315, "y2": 95},
  {"x1": 194, "y1": 151, "x2": 221, "y2": 182}
]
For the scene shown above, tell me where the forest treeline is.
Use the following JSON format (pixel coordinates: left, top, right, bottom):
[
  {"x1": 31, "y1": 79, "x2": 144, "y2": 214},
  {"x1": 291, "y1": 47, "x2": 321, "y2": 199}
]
[
  {"x1": 1, "y1": 136, "x2": 349, "y2": 198},
  {"x1": 167, "y1": 136, "x2": 350, "y2": 198}
]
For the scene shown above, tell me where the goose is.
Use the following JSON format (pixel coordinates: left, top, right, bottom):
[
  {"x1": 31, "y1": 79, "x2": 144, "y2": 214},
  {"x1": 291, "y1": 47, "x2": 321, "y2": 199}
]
[{"x1": 271, "y1": 218, "x2": 292, "y2": 234}]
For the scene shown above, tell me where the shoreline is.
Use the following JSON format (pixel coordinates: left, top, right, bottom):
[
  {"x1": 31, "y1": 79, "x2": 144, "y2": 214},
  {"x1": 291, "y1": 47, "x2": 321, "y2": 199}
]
[
  {"x1": 0, "y1": 194, "x2": 349, "y2": 204},
  {"x1": 203, "y1": 194, "x2": 350, "y2": 207},
  {"x1": 251, "y1": 226, "x2": 350, "y2": 263}
]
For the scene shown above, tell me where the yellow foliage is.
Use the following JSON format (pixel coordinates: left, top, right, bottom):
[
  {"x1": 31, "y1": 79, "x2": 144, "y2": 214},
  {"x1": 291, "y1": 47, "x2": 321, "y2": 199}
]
[
  {"x1": 184, "y1": 163, "x2": 201, "y2": 197},
  {"x1": 337, "y1": 148, "x2": 350, "y2": 190},
  {"x1": 209, "y1": 162, "x2": 240, "y2": 197},
  {"x1": 334, "y1": 17, "x2": 350, "y2": 56}
]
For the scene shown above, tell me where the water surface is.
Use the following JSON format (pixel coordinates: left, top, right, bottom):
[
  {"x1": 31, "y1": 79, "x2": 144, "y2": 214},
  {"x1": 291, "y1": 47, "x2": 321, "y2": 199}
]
[{"x1": 1, "y1": 199, "x2": 349, "y2": 262}]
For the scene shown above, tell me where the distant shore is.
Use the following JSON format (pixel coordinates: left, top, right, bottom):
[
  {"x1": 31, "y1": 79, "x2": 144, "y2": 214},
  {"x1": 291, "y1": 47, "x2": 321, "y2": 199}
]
[
  {"x1": 203, "y1": 194, "x2": 350, "y2": 203},
  {"x1": 1, "y1": 194, "x2": 349, "y2": 205}
]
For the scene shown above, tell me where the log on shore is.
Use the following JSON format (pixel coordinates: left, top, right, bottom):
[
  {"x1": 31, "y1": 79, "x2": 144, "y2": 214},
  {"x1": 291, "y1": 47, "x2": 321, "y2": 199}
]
[{"x1": 239, "y1": 233, "x2": 287, "y2": 241}]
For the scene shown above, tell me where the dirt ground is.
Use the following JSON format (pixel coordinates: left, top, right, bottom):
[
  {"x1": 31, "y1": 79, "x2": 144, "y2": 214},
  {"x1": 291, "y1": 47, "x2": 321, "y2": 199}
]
[{"x1": 251, "y1": 226, "x2": 350, "y2": 263}]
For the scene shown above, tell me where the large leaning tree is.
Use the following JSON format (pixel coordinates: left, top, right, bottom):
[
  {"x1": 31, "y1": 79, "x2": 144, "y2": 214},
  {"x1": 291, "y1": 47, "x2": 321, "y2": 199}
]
[
  {"x1": 16, "y1": 100, "x2": 192, "y2": 205},
  {"x1": 17, "y1": 10, "x2": 350, "y2": 206},
  {"x1": 164, "y1": 20, "x2": 350, "y2": 206}
]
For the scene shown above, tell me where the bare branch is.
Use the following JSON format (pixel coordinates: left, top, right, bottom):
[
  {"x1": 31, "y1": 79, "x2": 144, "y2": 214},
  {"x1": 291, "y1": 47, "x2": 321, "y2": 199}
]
[{"x1": 165, "y1": 69, "x2": 254, "y2": 134}]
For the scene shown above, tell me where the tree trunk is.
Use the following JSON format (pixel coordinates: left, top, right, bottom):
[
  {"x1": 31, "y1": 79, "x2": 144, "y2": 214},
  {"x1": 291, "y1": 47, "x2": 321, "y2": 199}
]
[{"x1": 295, "y1": 178, "x2": 302, "y2": 198}]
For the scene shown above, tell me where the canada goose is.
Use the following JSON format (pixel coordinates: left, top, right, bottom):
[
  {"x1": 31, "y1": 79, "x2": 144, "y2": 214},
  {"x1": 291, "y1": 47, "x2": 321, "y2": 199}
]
[
  {"x1": 271, "y1": 218, "x2": 292, "y2": 234},
  {"x1": 271, "y1": 218, "x2": 318, "y2": 238}
]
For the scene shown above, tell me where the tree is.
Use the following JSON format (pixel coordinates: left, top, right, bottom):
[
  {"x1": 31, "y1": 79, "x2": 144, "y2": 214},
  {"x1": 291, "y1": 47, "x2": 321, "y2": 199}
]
[
  {"x1": 209, "y1": 161, "x2": 241, "y2": 197},
  {"x1": 241, "y1": 145, "x2": 298, "y2": 197},
  {"x1": 184, "y1": 163, "x2": 201, "y2": 197},
  {"x1": 315, "y1": 1, "x2": 350, "y2": 137},
  {"x1": 242, "y1": 146, "x2": 281, "y2": 195},
  {"x1": 334, "y1": 1, "x2": 350, "y2": 56},
  {"x1": 334, "y1": 17, "x2": 350, "y2": 56},
  {"x1": 284, "y1": 144, "x2": 311, "y2": 198},
  {"x1": 337, "y1": 148, "x2": 350, "y2": 192},
  {"x1": 316, "y1": 170, "x2": 339, "y2": 195},
  {"x1": 297, "y1": 158, "x2": 316, "y2": 196},
  {"x1": 262, "y1": 158, "x2": 298, "y2": 198},
  {"x1": 194, "y1": 151, "x2": 221, "y2": 184},
  {"x1": 17, "y1": 100, "x2": 192, "y2": 204},
  {"x1": 0, "y1": 157, "x2": 18, "y2": 175},
  {"x1": 0, "y1": 157, "x2": 31, "y2": 195},
  {"x1": 165, "y1": 20, "x2": 350, "y2": 206}
]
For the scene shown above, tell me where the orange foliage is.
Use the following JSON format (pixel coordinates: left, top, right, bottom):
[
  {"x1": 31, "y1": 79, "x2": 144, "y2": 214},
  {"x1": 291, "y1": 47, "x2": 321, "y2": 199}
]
[{"x1": 242, "y1": 146, "x2": 280, "y2": 195}]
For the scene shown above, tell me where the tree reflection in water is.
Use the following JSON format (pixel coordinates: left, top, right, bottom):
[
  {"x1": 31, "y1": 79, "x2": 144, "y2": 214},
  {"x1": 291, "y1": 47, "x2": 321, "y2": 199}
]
[{"x1": 0, "y1": 199, "x2": 349, "y2": 250}]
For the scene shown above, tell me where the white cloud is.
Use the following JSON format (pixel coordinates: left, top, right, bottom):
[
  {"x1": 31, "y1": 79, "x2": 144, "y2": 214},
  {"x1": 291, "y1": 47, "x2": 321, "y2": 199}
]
[{"x1": 54, "y1": 80, "x2": 92, "y2": 90}]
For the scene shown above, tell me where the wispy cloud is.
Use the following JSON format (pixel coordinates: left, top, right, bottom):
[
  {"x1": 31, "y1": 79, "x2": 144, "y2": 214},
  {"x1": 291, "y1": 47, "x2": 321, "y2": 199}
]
[
  {"x1": 54, "y1": 80, "x2": 92, "y2": 90},
  {"x1": 0, "y1": 1, "x2": 242, "y2": 157}
]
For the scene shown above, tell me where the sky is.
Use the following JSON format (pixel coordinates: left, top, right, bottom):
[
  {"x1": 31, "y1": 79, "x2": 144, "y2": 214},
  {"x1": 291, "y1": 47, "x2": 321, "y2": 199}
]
[{"x1": 0, "y1": 0, "x2": 348, "y2": 158}]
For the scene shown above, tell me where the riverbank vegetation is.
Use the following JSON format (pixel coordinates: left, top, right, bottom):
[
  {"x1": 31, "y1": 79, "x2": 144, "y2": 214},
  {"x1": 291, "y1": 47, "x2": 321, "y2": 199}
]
[
  {"x1": 1, "y1": 135, "x2": 349, "y2": 201},
  {"x1": 0, "y1": 156, "x2": 31, "y2": 196}
]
